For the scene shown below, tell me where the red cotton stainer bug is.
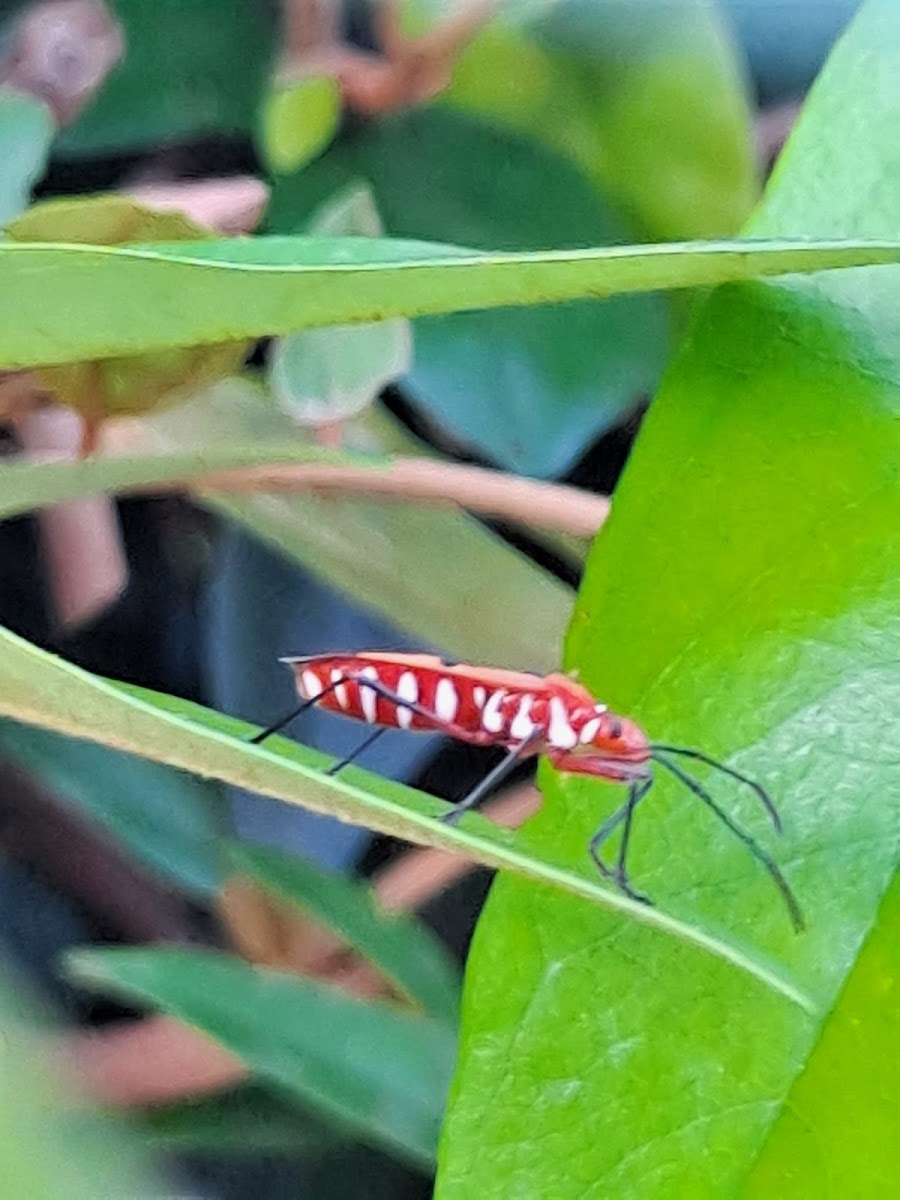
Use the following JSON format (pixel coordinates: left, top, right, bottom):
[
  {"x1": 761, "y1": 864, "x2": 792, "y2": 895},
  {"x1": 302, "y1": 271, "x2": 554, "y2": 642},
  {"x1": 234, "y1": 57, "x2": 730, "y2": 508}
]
[{"x1": 251, "y1": 651, "x2": 804, "y2": 931}]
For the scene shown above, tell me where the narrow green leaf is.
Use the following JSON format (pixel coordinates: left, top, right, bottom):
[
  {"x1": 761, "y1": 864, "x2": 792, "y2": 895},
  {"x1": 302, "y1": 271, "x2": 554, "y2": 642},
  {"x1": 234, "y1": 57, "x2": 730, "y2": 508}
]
[
  {"x1": 66, "y1": 947, "x2": 455, "y2": 1167},
  {"x1": 227, "y1": 840, "x2": 461, "y2": 1023},
  {"x1": 0, "y1": 624, "x2": 813, "y2": 1006},
  {"x1": 0, "y1": 236, "x2": 900, "y2": 367},
  {"x1": 439, "y1": 3, "x2": 900, "y2": 1195},
  {"x1": 141, "y1": 1085, "x2": 342, "y2": 1156}
]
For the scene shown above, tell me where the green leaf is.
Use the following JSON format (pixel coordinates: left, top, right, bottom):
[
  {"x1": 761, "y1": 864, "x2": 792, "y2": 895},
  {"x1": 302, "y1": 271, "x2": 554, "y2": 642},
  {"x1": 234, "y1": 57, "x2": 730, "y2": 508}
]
[
  {"x1": 134, "y1": 378, "x2": 573, "y2": 671},
  {"x1": 0, "y1": 439, "x2": 341, "y2": 521},
  {"x1": 438, "y1": 3, "x2": 900, "y2": 1196},
  {"x1": 0, "y1": 623, "x2": 813, "y2": 1005},
  {"x1": 411, "y1": 0, "x2": 758, "y2": 239},
  {"x1": 270, "y1": 106, "x2": 670, "y2": 475},
  {"x1": 58, "y1": 0, "x2": 277, "y2": 154},
  {"x1": 0, "y1": 375, "x2": 574, "y2": 669},
  {"x1": 227, "y1": 840, "x2": 461, "y2": 1023},
  {"x1": 141, "y1": 1084, "x2": 343, "y2": 1156},
  {"x1": 6, "y1": 196, "x2": 248, "y2": 421},
  {"x1": 0, "y1": 720, "x2": 223, "y2": 894},
  {"x1": 0, "y1": 91, "x2": 54, "y2": 226},
  {"x1": 0, "y1": 966, "x2": 160, "y2": 1197},
  {"x1": 259, "y1": 75, "x2": 341, "y2": 174},
  {"x1": 1, "y1": 234, "x2": 900, "y2": 369},
  {"x1": 66, "y1": 946, "x2": 456, "y2": 1167},
  {"x1": 742, "y1": 873, "x2": 900, "y2": 1195}
]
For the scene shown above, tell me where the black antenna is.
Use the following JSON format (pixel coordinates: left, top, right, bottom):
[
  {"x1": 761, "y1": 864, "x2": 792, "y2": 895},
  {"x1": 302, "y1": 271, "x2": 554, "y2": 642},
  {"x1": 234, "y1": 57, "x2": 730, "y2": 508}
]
[
  {"x1": 652, "y1": 753, "x2": 804, "y2": 932},
  {"x1": 651, "y1": 744, "x2": 781, "y2": 831}
]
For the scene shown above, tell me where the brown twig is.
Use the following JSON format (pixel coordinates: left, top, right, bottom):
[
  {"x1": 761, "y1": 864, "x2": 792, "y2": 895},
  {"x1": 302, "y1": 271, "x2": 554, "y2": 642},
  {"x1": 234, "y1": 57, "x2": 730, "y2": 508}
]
[{"x1": 142, "y1": 456, "x2": 610, "y2": 539}]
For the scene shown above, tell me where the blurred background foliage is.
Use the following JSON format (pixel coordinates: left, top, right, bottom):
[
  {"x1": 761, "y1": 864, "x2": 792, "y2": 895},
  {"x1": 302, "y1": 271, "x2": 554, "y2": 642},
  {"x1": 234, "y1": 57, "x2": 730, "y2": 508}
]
[{"x1": 0, "y1": 1, "x2": 867, "y2": 1197}]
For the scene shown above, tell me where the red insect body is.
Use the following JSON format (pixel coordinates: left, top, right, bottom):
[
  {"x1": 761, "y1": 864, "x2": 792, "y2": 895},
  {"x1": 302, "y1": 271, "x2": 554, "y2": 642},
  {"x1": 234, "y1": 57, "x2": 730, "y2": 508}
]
[
  {"x1": 267, "y1": 650, "x2": 802, "y2": 931},
  {"x1": 282, "y1": 651, "x2": 651, "y2": 782}
]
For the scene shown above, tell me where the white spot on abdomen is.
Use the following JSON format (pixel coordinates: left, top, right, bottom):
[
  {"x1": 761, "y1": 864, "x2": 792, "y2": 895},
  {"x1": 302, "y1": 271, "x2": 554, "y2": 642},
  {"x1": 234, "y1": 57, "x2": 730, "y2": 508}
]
[
  {"x1": 509, "y1": 695, "x2": 536, "y2": 742},
  {"x1": 473, "y1": 686, "x2": 486, "y2": 708},
  {"x1": 396, "y1": 671, "x2": 418, "y2": 729},
  {"x1": 300, "y1": 670, "x2": 323, "y2": 700},
  {"x1": 548, "y1": 697, "x2": 578, "y2": 749},
  {"x1": 434, "y1": 677, "x2": 459, "y2": 724},
  {"x1": 579, "y1": 716, "x2": 602, "y2": 744},
  {"x1": 357, "y1": 666, "x2": 380, "y2": 723},
  {"x1": 482, "y1": 690, "x2": 505, "y2": 734},
  {"x1": 331, "y1": 668, "x2": 349, "y2": 710}
]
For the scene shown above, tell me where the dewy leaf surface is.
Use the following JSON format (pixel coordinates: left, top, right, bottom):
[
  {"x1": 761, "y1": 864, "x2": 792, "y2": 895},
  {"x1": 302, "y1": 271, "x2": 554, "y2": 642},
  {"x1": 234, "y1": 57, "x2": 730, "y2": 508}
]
[
  {"x1": 438, "y1": 3, "x2": 900, "y2": 1197},
  {"x1": 1, "y1": 236, "x2": 900, "y2": 368}
]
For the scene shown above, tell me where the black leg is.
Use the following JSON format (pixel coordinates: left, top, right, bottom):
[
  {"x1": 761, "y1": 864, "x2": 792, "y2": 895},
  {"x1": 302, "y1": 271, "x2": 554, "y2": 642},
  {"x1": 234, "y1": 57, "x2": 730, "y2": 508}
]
[
  {"x1": 250, "y1": 679, "x2": 342, "y2": 744},
  {"x1": 327, "y1": 727, "x2": 389, "y2": 775},
  {"x1": 653, "y1": 755, "x2": 804, "y2": 932},
  {"x1": 440, "y1": 736, "x2": 539, "y2": 826},
  {"x1": 589, "y1": 774, "x2": 654, "y2": 903}
]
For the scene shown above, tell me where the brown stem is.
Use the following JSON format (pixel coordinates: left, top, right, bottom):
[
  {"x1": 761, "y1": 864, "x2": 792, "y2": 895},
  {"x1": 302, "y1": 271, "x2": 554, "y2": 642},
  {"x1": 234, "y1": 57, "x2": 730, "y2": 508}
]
[{"x1": 144, "y1": 457, "x2": 609, "y2": 539}]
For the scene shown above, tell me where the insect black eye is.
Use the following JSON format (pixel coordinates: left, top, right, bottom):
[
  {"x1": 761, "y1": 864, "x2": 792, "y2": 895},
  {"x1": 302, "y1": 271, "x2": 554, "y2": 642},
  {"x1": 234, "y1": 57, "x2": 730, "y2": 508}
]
[{"x1": 609, "y1": 719, "x2": 623, "y2": 740}]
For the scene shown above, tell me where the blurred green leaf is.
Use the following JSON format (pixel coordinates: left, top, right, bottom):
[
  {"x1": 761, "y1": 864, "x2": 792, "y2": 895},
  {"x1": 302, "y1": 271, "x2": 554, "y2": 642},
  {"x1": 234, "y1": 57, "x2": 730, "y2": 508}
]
[
  {"x1": 414, "y1": 0, "x2": 757, "y2": 239},
  {"x1": 438, "y1": 2, "x2": 900, "y2": 1195},
  {"x1": 270, "y1": 318, "x2": 412, "y2": 425},
  {"x1": 0, "y1": 625, "x2": 814, "y2": 1002},
  {"x1": 0, "y1": 720, "x2": 223, "y2": 894},
  {"x1": 270, "y1": 106, "x2": 670, "y2": 475},
  {"x1": 0, "y1": 966, "x2": 159, "y2": 1197},
  {"x1": 0, "y1": 91, "x2": 53, "y2": 226},
  {"x1": 6, "y1": 195, "x2": 248, "y2": 420},
  {"x1": 141, "y1": 1084, "x2": 343, "y2": 1155},
  {"x1": 1, "y1": 231, "x2": 899, "y2": 371},
  {"x1": 0, "y1": 435, "x2": 338, "y2": 521},
  {"x1": 227, "y1": 839, "x2": 461, "y2": 1022},
  {"x1": 58, "y1": 0, "x2": 278, "y2": 154},
  {"x1": 260, "y1": 75, "x2": 341, "y2": 174},
  {"x1": 66, "y1": 946, "x2": 456, "y2": 1167},
  {"x1": 138, "y1": 379, "x2": 574, "y2": 671}
]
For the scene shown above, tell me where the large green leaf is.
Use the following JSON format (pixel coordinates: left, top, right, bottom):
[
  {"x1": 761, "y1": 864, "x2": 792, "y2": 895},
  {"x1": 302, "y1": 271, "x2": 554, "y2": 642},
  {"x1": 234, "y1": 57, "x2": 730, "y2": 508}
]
[
  {"x1": 0, "y1": 720, "x2": 223, "y2": 894},
  {"x1": 227, "y1": 840, "x2": 461, "y2": 1023},
  {"x1": 269, "y1": 107, "x2": 670, "y2": 475},
  {"x1": 0, "y1": 235, "x2": 899, "y2": 369},
  {"x1": 66, "y1": 946, "x2": 455, "y2": 1167},
  {"x1": 414, "y1": 0, "x2": 757, "y2": 240},
  {"x1": 57, "y1": 0, "x2": 278, "y2": 154},
  {"x1": 438, "y1": 3, "x2": 900, "y2": 1196},
  {"x1": 0, "y1": 624, "x2": 813, "y2": 1004}
]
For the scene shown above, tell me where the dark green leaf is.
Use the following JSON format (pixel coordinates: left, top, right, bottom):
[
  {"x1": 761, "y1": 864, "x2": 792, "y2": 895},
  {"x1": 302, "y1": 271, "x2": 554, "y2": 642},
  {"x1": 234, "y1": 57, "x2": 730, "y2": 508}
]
[
  {"x1": 140, "y1": 1084, "x2": 344, "y2": 1156},
  {"x1": 66, "y1": 946, "x2": 456, "y2": 1167},
  {"x1": 58, "y1": 0, "x2": 278, "y2": 154},
  {"x1": 0, "y1": 720, "x2": 223, "y2": 894},
  {"x1": 227, "y1": 840, "x2": 461, "y2": 1022}
]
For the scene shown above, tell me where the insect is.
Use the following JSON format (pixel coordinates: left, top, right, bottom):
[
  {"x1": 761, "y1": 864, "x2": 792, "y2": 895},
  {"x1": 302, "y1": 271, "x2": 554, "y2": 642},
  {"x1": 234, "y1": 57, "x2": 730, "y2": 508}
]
[{"x1": 252, "y1": 651, "x2": 803, "y2": 931}]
